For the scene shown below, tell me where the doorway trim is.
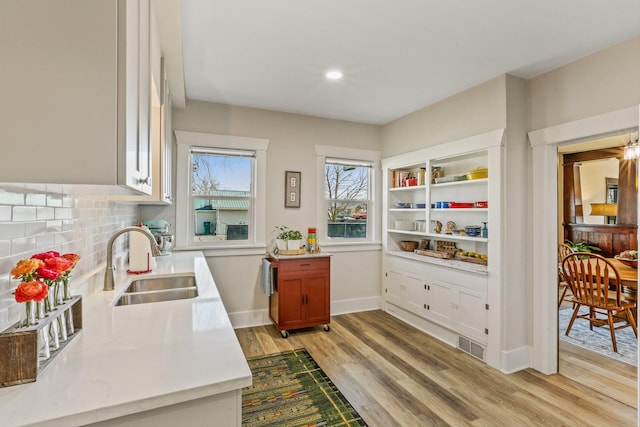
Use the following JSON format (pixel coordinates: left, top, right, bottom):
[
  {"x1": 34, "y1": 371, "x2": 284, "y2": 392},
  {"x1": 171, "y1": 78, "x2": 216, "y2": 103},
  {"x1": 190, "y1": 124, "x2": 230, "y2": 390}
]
[{"x1": 528, "y1": 105, "x2": 639, "y2": 374}]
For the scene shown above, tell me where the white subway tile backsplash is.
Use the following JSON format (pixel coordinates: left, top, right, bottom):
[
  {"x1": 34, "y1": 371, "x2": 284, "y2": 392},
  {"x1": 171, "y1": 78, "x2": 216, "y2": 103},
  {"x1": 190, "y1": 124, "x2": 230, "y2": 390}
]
[
  {"x1": 0, "y1": 241, "x2": 10, "y2": 258},
  {"x1": 36, "y1": 206, "x2": 55, "y2": 220},
  {"x1": 0, "y1": 185, "x2": 140, "y2": 331},
  {"x1": 0, "y1": 191, "x2": 25, "y2": 205},
  {"x1": 0, "y1": 223, "x2": 26, "y2": 240},
  {"x1": 46, "y1": 220, "x2": 63, "y2": 233},
  {"x1": 46, "y1": 194, "x2": 63, "y2": 207},
  {"x1": 10, "y1": 236, "x2": 37, "y2": 255},
  {"x1": 35, "y1": 233, "x2": 55, "y2": 248},
  {"x1": 0, "y1": 206, "x2": 11, "y2": 221},
  {"x1": 12, "y1": 206, "x2": 37, "y2": 222},
  {"x1": 55, "y1": 207, "x2": 72, "y2": 219},
  {"x1": 25, "y1": 193, "x2": 47, "y2": 206}
]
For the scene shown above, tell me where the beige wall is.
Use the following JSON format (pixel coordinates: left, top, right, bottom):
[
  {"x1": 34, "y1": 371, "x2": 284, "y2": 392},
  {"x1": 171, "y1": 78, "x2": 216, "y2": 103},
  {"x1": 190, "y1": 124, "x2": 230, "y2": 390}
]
[
  {"x1": 146, "y1": 101, "x2": 383, "y2": 321},
  {"x1": 529, "y1": 36, "x2": 640, "y2": 131},
  {"x1": 382, "y1": 75, "x2": 507, "y2": 157}
]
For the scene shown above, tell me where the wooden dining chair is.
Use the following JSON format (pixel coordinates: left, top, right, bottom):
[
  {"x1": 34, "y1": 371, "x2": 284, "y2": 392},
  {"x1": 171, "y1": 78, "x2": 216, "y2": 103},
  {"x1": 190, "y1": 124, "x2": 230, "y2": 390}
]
[
  {"x1": 557, "y1": 243, "x2": 574, "y2": 308},
  {"x1": 561, "y1": 252, "x2": 638, "y2": 352}
]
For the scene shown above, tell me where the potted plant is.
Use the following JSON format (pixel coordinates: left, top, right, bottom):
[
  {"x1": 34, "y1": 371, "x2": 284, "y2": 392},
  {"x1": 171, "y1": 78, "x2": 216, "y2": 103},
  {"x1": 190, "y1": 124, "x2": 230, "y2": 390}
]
[
  {"x1": 565, "y1": 240, "x2": 601, "y2": 253},
  {"x1": 275, "y1": 226, "x2": 303, "y2": 250}
]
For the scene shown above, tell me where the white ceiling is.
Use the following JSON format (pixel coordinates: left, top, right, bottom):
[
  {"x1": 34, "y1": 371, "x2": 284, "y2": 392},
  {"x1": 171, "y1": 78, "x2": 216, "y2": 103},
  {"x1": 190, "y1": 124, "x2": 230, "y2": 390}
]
[{"x1": 175, "y1": 0, "x2": 640, "y2": 125}]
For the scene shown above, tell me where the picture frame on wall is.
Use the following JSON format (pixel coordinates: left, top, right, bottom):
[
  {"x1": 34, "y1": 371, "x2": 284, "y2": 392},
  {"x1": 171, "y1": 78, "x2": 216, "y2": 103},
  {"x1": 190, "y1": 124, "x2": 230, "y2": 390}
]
[{"x1": 284, "y1": 171, "x2": 301, "y2": 208}]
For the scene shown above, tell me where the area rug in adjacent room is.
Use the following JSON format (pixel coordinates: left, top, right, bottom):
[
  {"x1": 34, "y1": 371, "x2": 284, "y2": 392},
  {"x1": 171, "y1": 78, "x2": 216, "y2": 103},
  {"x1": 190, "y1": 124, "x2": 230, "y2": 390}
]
[
  {"x1": 559, "y1": 307, "x2": 637, "y2": 366},
  {"x1": 242, "y1": 348, "x2": 368, "y2": 427}
]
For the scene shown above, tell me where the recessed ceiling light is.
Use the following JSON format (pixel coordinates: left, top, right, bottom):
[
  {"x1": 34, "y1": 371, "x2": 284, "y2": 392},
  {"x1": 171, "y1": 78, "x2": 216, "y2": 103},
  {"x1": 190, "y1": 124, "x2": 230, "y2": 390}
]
[{"x1": 325, "y1": 70, "x2": 343, "y2": 80}]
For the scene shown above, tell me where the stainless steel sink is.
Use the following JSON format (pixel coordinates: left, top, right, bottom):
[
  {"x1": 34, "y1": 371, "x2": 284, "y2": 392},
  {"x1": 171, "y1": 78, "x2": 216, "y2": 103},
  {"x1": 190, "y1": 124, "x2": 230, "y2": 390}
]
[
  {"x1": 114, "y1": 274, "x2": 198, "y2": 306},
  {"x1": 124, "y1": 275, "x2": 196, "y2": 293},
  {"x1": 114, "y1": 288, "x2": 198, "y2": 306}
]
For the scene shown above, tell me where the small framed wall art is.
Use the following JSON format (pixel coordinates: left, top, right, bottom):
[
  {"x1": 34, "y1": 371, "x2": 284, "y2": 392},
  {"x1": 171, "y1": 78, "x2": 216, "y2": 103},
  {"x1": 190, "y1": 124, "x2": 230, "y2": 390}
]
[{"x1": 284, "y1": 171, "x2": 301, "y2": 208}]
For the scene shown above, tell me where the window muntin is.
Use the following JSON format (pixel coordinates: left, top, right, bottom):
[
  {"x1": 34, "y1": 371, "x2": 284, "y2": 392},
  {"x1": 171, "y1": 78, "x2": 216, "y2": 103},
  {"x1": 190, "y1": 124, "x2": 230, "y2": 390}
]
[
  {"x1": 190, "y1": 148, "x2": 254, "y2": 244},
  {"x1": 325, "y1": 158, "x2": 372, "y2": 240}
]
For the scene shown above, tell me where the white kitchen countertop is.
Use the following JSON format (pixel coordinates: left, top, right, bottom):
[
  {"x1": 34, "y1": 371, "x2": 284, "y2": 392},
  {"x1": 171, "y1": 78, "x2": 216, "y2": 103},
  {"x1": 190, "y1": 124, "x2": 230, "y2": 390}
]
[{"x1": 0, "y1": 251, "x2": 252, "y2": 427}]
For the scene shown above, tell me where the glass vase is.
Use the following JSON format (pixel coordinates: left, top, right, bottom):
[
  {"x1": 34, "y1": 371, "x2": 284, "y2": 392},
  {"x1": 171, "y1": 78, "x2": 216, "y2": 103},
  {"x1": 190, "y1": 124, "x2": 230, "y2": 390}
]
[
  {"x1": 54, "y1": 282, "x2": 63, "y2": 306},
  {"x1": 46, "y1": 286, "x2": 55, "y2": 312},
  {"x1": 65, "y1": 306, "x2": 75, "y2": 336},
  {"x1": 36, "y1": 300, "x2": 46, "y2": 320},
  {"x1": 57, "y1": 313, "x2": 68, "y2": 342},
  {"x1": 48, "y1": 318, "x2": 60, "y2": 351},
  {"x1": 37, "y1": 327, "x2": 50, "y2": 366},
  {"x1": 22, "y1": 301, "x2": 36, "y2": 328},
  {"x1": 62, "y1": 278, "x2": 71, "y2": 301}
]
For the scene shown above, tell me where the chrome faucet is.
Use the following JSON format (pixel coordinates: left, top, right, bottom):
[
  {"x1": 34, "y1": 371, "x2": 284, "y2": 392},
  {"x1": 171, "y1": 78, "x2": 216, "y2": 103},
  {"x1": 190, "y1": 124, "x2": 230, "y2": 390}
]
[{"x1": 103, "y1": 226, "x2": 162, "y2": 291}]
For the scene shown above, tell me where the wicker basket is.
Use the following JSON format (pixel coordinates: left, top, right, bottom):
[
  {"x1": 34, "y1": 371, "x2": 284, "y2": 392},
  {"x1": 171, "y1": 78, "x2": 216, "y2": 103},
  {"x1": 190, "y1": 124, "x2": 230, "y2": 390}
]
[{"x1": 399, "y1": 241, "x2": 419, "y2": 251}]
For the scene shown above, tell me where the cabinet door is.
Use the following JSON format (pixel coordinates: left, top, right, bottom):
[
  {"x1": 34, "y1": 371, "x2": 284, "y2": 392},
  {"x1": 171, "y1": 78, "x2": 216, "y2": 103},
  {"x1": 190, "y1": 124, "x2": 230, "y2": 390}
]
[
  {"x1": 304, "y1": 272, "x2": 330, "y2": 324},
  {"x1": 1, "y1": 0, "x2": 118, "y2": 184},
  {"x1": 384, "y1": 271, "x2": 405, "y2": 307},
  {"x1": 455, "y1": 288, "x2": 487, "y2": 344},
  {"x1": 120, "y1": 0, "x2": 152, "y2": 194},
  {"x1": 426, "y1": 281, "x2": 455, "y2": 326},
  {"x1": 161, "y1": 61, "x2": 173, "y2": 204},
  {"x1": 405, "y1": 274, "x2": 427, "y2": 315},
  {"x1": 278, "y1": 275, "x2": 304, "y2": 326}
]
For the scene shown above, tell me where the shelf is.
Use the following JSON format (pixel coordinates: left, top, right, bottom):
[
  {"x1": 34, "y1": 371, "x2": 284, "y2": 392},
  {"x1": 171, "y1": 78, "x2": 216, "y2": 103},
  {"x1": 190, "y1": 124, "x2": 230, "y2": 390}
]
[
  {"x1": 424, "y1": 232, "x2": 488, "y2": 242},
  {"x1": 431, "y1": 208, "x2": 488, "y2": 212},
  {"x1": 389, "y1": 208, "x2": 427, "y2": 212},
  {"x1": 389, "y1": 184, "x2": 426, "y2": 192},
  {"x1": 388, "y1": 229, "x2": 488, "y2": 243},
  {"x1": 387, "y1": 250, "x2": 488, "y2": 275},
  {"x1": 431, "y1": 178, "x2": 488, "y2": 188},
  {"x1": 388, "y1": 229, "x2": 427, "y2": 236}
]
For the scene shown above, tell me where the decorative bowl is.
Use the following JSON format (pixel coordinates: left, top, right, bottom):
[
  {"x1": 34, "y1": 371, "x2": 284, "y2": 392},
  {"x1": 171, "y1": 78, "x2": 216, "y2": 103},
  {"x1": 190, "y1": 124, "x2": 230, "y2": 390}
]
[
  {"x1": 395, "y1": 203, "x2": 413, "y2": 209},
  {"x1": 399, "y1": 241, "x2": 419, "y2": 252},
  {"x1": 466, "y1": 167, "x2": 488, "y2": 180},
  {"x1": 464, "y1": 225, "x2": 482, "y2": 237},
  {"x1": 614, "y1": 256, "x2": 638, "y2": 269}
]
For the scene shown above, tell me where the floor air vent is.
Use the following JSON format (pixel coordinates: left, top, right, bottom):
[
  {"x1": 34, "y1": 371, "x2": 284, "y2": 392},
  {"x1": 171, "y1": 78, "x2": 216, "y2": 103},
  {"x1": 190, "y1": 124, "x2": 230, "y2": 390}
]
[{"x1": 458, "y1": 336, "x2": 485, "y2": 361}]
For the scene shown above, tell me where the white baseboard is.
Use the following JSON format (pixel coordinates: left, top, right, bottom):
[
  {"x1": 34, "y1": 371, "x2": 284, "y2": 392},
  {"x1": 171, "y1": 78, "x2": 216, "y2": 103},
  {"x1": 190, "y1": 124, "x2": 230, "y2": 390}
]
[
  {"x1": 500, "y1": 345, "x2": 532, "y2": 374},
  {"x1": 228, "y1": 296, "x2": 381, "y2": 329},
  {"x1": 228, "y1": 309, "x2": 271, "y2": 329},
  {"x1": 331, "y1": 296, "x2": 380, "y2": 315}
]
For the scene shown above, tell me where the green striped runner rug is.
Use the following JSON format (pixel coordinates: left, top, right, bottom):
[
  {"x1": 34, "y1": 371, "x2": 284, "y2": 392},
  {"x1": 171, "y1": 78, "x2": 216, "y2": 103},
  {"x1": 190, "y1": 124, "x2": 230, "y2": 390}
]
[{"x1": 242, "y1": 348, "x2": 368, "y2": 427}]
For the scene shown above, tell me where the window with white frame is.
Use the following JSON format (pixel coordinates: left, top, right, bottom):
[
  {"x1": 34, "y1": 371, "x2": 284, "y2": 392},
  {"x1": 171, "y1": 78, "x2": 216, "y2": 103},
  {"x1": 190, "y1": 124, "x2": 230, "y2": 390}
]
[
  {"x1": 316, "y1": 145, "x2": 380, "y2": 245},
  {"x1": 175, "y1": 131, "x2": 268, "y2": 252},
  {"x1": 325, "y1": 158, "x2": 372, "y2": 239}
]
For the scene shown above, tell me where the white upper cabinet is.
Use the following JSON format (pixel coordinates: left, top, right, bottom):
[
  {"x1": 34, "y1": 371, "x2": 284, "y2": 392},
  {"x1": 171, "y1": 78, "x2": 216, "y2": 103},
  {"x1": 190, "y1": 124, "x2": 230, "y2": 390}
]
[
  {"x1": 112, "y1": 3, "x2": 173, "y2": 204},
  {"x1": 0, "y1": 0, "x2": 153, "y2": 195}
]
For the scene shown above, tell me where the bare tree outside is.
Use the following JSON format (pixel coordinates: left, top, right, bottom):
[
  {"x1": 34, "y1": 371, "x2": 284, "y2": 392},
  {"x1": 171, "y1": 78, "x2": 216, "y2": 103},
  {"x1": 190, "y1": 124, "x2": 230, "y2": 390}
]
[
  {"x1": 192, "y1": 155, "x2": 220, "y2": 194},
  {"x1": 325, "y1": 164, "x2": 369, "y2": 221}
]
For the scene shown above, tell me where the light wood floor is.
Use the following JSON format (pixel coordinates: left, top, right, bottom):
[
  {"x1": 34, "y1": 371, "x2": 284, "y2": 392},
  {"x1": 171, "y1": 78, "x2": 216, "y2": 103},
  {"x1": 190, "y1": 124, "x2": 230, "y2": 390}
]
[{"x1": 236, "y1": 310, "x2": 638, "y2": 427}]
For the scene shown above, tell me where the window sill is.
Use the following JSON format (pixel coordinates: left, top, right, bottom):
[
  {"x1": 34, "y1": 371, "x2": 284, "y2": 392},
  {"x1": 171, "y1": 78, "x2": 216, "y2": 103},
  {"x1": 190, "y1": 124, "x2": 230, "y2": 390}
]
[
  {"x1": 173, "y1": 244, "x2": 267, "y2": 257},
  {"x1": 319, "y1": 241, "x2": 382, "y2": 253}
]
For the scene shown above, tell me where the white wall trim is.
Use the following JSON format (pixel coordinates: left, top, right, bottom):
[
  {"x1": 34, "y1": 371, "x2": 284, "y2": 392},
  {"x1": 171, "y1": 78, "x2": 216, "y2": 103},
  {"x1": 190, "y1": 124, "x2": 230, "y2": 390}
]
[
  {"x1": 528, "y1": 106, "x2": 639, "y2": 148},
  {"x1": 381, "y1": 128, "x2": 505, "y2": 170},
  {"x1": 527, "y1": 105, "x2": 640, "y2": 375}
]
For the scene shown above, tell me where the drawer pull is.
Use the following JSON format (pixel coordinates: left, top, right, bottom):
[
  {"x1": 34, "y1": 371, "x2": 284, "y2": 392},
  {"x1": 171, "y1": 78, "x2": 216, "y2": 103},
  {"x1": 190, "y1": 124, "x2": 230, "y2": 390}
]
[{"x1": 300, "y1": 263, "x2": 311, "y2": 267}]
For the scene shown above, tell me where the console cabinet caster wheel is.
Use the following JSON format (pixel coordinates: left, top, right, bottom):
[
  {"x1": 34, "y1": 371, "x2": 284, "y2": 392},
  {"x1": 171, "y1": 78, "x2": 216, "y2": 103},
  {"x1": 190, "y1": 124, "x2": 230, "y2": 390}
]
[
  {"x1": 323, "y1": 324, "x2": 330, "y2": 332},
  {"x1": 280, "y1": 330, "x2": 289, "y2": 338}
]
